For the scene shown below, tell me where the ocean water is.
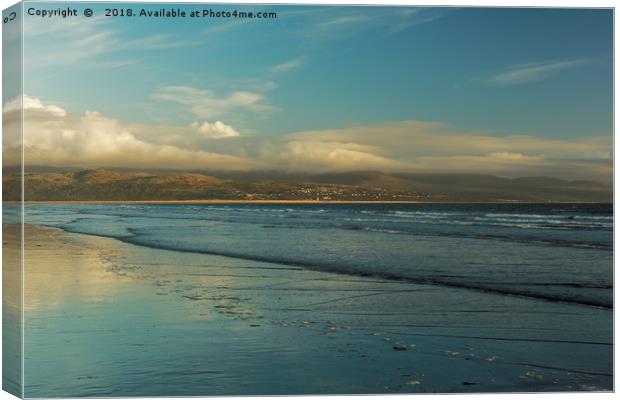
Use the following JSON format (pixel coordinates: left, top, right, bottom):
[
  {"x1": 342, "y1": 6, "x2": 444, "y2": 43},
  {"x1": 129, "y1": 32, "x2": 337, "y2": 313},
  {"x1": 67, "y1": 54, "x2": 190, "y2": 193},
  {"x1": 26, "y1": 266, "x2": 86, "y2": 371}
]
[
  {"x1": 3, "y1": 202, "x2": 613, "y2": 396},
  {"x1": 18, "y1": 202, "x2": 613, "y2": 308}
]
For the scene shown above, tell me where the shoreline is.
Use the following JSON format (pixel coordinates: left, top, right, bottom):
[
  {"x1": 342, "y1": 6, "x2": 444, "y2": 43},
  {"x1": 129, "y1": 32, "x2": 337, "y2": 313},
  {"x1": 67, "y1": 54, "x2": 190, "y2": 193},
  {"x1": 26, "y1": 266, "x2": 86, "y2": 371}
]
[
  {"x1": 4, "y1": 200, "x2": 613, "y2": 205},
  {"x1": 16, "y1": 222, "x2": 615, "y2": 309}
]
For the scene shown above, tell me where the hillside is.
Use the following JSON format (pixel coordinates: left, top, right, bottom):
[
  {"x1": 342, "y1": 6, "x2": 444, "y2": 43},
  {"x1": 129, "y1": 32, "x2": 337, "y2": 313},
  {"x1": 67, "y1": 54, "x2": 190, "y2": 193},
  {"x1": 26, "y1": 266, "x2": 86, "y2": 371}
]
[{"x1": 2, "y1": 168, "x2": 612, "y2": 202}]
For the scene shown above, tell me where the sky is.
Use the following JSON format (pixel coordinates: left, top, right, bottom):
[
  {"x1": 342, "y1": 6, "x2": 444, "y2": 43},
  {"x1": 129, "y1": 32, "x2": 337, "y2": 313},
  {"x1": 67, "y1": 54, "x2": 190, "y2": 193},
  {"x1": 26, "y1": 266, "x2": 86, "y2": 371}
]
[{"x1": 2, "y1": 3, "x2": 614, "y2": 181}]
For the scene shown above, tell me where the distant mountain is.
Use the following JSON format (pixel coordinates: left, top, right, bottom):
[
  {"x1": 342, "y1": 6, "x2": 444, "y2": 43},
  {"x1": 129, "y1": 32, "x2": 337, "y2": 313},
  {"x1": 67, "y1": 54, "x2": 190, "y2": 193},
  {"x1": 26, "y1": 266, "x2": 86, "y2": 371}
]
[{"x1": 2, "y1": 168, "x2": 612, "y2": 202}]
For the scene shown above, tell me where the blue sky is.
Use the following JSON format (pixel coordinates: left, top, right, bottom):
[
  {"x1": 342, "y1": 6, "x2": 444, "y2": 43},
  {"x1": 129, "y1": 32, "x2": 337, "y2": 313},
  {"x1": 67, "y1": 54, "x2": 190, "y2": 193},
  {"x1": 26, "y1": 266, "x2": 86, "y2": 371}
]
[{"x1": 3, "y1": 4, "x2": 613, "y2": 180}]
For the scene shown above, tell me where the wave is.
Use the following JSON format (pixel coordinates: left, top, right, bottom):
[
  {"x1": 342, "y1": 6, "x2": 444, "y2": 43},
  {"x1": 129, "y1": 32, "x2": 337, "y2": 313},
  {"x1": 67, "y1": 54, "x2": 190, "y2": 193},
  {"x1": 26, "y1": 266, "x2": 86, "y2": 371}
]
[
  {"x1": 37, "y1": 208, "x2": 611, "y2": 250},
  {"x1": 357, "y1": 226, "x2": 612, "y2": 250},
  {"x1": 28, "y1": 205, "x2": 612, "y2": 240},
  {"x1": 122, "y1": 239, "x2": 614, "y2": 309},
  {"x1": 54, "y1": 223, "x2": 612, "y2": 310}
]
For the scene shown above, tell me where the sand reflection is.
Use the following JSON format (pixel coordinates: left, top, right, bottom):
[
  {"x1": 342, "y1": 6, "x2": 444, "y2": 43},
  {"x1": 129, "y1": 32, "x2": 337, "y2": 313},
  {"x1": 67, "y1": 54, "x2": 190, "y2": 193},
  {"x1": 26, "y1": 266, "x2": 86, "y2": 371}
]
[{"x1": 18, "y1": 224, "x2": 133, "y2": 312}]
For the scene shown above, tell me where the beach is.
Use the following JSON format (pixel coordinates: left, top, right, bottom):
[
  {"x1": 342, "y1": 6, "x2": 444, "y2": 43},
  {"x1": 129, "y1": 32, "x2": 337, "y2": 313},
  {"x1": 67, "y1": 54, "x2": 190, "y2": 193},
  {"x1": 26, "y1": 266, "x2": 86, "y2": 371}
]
[
  {"x1": 4, "y1": 3, "x2": 612, "y2": 396},
  {"x1": 12, "y1": 219, "x2": 612, "y2": 397}
]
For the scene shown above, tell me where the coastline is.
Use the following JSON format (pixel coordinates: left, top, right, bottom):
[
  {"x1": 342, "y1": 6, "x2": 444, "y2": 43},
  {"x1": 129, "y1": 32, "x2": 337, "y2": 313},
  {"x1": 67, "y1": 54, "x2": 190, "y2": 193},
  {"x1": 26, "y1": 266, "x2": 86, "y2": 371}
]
[
  {"x1": 11, "y1": 199, "x2": 423, "y2": 205},
  {"x1": 15, "y1": 223, "x2": 613, "y2": 396},
  {"x1": 4, "y1": 200, "x2": 613, "y2": 205}
]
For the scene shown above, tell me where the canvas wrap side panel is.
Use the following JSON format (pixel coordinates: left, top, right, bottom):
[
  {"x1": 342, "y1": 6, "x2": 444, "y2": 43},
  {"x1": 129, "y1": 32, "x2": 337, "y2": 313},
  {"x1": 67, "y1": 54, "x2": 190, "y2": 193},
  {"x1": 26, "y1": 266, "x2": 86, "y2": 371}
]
[{"x1": 3, "y1": 2, "x2": 24, "y2": 398}]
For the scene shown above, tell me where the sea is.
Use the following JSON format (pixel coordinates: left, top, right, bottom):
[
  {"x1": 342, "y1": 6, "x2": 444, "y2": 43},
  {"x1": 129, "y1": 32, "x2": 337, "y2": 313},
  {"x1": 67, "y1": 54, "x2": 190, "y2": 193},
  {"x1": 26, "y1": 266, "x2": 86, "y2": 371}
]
[
  {"x1": 2, "y1": 202, "x2": 614, "y2": 396},
  {"x1": 14, "y1": 202, "x2": 614, "y2": 308}
]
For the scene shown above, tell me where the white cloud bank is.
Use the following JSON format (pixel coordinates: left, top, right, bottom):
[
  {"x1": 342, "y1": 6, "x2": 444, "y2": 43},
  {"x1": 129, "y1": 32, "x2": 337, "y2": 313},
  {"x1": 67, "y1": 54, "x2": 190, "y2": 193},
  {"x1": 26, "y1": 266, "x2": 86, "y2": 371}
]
[
  {"x1": 2, "y1": 96, "x2": 612, "y2": 181},
  {"x1": 261, "y1": 140, "x2": 408, "y2": 171},
  {"x1": 2, "y1": 95, "x2": 263, "y2": 170},
  {"x1": 272, "y1": 121, "x2": 611, "y2": 180},
  {"x1": 3, "y1": 95, "x2": 66, "y2": 117}
]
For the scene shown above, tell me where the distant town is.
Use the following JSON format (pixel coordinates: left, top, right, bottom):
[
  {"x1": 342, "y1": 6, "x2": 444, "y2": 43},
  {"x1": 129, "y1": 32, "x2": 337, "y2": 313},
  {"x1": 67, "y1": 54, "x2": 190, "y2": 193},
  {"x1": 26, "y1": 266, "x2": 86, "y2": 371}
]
[{"x1": 242, "y1": 185, "x2": 435, "y2": 201}]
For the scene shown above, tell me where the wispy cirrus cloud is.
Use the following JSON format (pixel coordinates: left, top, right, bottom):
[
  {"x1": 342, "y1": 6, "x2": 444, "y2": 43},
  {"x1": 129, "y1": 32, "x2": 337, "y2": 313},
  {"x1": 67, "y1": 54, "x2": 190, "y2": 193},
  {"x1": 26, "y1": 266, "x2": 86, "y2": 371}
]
[
  {"x1": 24, "y1": 15, "x2": 198, "y2": 68},
  {"x1": 269, "y1": 56, "x2": 307, "y2": 74},
  {"x1": 486, "y1": 60, "x2": 587, "y2": 86},
  {"x1": 288, "y1": 7, "x2": 443, "y2": 41},
  {"x1": 317, "y1": 14, "x2": 371, "y2": 31},
  {"x1": 388, "y1": 8, "x2": 441, "y2": 33},
  {"x1": 153, "y1": 86, "x2": 279, "y2": 119}
]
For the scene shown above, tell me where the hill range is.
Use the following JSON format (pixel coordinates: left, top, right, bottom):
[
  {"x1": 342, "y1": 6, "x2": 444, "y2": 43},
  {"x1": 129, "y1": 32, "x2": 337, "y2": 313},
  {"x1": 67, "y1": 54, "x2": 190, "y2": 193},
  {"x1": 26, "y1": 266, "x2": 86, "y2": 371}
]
[{"x1": 2, "y1": 167, "x2": 612, "y2": 202}]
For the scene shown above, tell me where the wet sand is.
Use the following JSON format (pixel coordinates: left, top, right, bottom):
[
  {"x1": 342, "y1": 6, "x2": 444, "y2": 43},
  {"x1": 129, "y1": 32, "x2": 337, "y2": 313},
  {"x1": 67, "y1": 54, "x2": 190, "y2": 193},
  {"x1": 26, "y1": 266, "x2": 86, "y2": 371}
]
[{"x1": 11, "y1": 224, "x2": 613, "y2": 396}]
